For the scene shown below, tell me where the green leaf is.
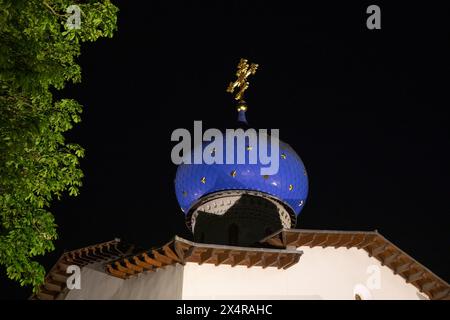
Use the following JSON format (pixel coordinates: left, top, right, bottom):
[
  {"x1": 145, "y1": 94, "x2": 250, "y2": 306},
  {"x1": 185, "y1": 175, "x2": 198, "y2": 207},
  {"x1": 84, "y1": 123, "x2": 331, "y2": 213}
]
[{"x1": 0, "y1": 0, "x2": 118, "y2": 292}]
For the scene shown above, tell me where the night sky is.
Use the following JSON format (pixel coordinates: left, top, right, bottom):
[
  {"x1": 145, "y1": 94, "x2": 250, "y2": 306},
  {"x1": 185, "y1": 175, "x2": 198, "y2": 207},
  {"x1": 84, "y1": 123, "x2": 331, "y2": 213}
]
[{"x1": 1, "y1": 1, "x2": 449, "y2": 299}]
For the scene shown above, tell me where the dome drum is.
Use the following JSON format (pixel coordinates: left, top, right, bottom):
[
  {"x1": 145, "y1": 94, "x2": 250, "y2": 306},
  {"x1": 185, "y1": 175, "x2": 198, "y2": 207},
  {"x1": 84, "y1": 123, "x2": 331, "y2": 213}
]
[{"x1": 188, "y1": 190, "x2": 294, "y2": 246}]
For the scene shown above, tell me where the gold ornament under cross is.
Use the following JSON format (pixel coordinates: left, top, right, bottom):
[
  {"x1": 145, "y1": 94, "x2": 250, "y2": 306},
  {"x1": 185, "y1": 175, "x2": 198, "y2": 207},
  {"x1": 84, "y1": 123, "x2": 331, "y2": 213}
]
[{"x1": 227, "y1": 58, "x2": 259, "y2": 101}]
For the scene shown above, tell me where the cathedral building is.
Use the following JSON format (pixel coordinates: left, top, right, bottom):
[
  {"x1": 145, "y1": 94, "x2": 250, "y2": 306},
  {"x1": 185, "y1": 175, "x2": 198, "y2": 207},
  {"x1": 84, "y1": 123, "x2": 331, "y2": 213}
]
[{"x1": 34, "y1": 60, "x2": 449, "y2": 300}]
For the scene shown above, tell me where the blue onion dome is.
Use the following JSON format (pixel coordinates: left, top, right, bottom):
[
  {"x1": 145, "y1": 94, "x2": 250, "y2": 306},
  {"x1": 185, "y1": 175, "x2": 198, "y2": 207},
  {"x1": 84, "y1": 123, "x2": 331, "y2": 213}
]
[{"x1": 174, "y1": 106, "x2": 309, "y2": 230}]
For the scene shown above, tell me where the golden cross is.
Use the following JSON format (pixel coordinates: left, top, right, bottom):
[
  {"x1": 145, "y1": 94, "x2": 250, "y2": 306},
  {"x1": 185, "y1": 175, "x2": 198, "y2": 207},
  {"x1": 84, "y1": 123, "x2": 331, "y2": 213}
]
[{"x1": 227, "y1": 58, "x2": 259, "y2": 101}]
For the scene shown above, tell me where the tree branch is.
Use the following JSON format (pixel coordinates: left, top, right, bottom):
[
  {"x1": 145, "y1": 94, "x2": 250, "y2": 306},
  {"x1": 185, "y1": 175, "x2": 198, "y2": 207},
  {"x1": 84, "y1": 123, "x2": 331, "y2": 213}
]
[{"x1": 43, "y1": 1, "x2": 68, "y2": 18}]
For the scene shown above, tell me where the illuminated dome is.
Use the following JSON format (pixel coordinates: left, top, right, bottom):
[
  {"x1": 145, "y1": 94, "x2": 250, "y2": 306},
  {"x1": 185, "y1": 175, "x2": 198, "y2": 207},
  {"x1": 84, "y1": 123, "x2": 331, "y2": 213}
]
[
  {"x1": 175, "y1": 133, "x2": 308, "y2": 220},
  {"x1": 174, "y1": 108, "x2": 309, "y2": 236},
  {"x1": 174, "y1": 58, "x2": 309, "y2": 245}
]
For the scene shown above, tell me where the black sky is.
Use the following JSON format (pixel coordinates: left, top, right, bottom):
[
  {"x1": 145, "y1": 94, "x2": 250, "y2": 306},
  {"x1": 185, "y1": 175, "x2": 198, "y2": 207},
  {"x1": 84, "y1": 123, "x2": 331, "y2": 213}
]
[{"x1": 1, "y1": 1, "x2": 449, "y2": 299}]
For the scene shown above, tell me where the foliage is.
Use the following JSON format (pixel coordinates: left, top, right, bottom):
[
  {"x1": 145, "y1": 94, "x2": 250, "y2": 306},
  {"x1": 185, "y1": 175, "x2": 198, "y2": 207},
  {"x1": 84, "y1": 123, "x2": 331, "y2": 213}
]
[{"x1": 0, "y1": 0, "x2": 118, "y2": 291}]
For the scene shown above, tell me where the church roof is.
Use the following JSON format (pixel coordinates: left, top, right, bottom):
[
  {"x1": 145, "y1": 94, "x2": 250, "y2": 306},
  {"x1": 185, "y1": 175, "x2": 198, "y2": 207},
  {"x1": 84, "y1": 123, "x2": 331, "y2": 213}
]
[
  {"x1": 104, "y1": 236, "x2": 302, "y2": 279},
  {"x1": 33, "y1": 239, "x2": 139, "y2": 300},
  {"x1": 262, "y1": 229, "x2": 450, "y2": 300},
  {"x1": 34, "y1": 229, "x2": 450, "y2": 300}
]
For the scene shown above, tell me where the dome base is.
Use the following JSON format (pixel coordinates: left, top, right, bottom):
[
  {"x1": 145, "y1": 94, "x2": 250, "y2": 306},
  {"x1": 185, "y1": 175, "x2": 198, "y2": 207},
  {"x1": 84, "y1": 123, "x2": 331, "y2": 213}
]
[{"x1": 187, "y1": 190, "x2": 295, "y2": 246}]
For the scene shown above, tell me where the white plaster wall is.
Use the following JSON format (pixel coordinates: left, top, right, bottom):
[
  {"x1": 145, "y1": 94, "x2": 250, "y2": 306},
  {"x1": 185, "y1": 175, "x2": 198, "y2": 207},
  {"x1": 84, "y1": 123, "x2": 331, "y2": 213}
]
[
  {"x1": 182, "y1": 247, "x2": 425, "y2": 300},
  {"x1": 66, "y1": 264, "x2": 183, "y2": 300},
  {"x1": 66, "y1": 247, "x2": 425, "y2": 300},
  {"x1": 65, "y1": 267, "x2": 123, "y2": 300},
  {"x1": 112, "y1": 264, "x2": 183, "y2": 299}
]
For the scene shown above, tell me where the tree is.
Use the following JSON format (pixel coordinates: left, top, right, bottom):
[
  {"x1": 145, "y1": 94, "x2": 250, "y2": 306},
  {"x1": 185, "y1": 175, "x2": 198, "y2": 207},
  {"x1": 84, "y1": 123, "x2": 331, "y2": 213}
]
[{"x1": 0, "y1": 0, "x2": 118, "y2": 291}]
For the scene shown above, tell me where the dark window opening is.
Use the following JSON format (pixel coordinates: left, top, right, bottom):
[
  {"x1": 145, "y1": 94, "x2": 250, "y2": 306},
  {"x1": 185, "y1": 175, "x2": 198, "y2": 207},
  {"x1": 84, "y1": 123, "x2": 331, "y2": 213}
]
[
  {"x1": 199, "y1": 231, "x2": 205, "y2": 243},
  {"x1": 229, "y1": 223, "x2": 239, "y2": 245}
]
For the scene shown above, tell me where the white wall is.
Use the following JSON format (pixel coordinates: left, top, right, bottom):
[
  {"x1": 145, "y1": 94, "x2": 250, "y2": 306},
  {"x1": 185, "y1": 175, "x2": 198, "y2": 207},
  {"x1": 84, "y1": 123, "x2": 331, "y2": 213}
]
[
  {"x1": 181, "y1": 247, "x2": 425, "y2": 300},
  {"x1": 66, "y1": 247, "x2": 425, "y2": 300},
  {"x1": 65, "y1": 267, "x2": 123, "y2": 300},
  {"x1": 113, "y1": 264, "x2": 183, "y2": 299},
  {"x1": 66, "y1": 264, "x2": 183, "y2": 300}
]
